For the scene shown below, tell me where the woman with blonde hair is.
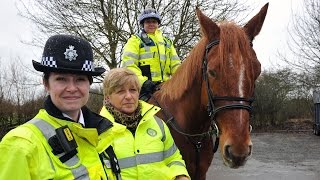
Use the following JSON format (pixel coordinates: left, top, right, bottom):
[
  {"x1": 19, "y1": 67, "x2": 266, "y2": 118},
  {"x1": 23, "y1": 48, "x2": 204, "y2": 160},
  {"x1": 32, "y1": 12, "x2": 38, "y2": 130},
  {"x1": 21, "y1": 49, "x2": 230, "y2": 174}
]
[{"x1": 100, "y1": 68, "x2": 189, "y2": 180}]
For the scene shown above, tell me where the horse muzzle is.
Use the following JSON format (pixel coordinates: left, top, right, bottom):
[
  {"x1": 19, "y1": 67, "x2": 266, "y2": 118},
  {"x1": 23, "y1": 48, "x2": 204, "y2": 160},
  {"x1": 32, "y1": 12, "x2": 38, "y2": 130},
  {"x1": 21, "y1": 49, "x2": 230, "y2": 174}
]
[{"x1": 222, "y1": 141, "x2": 253, "y2": 168}]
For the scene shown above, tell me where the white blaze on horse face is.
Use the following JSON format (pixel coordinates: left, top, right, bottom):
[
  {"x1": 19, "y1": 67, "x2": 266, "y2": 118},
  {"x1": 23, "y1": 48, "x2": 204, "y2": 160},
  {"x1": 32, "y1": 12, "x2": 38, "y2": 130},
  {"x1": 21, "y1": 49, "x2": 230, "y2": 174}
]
[
  {"x1": 230, "y1": 54, "x2": 244, "y2": 97},
  {"x1": 239, "y1": 58, "x2": 245, "y2": 120},
  {"x1": 228, "y1": 54, "x2": 234, "y2": 68},
  {"x1": 239, "y1": 62, "x2": 245, "y2": 97}
]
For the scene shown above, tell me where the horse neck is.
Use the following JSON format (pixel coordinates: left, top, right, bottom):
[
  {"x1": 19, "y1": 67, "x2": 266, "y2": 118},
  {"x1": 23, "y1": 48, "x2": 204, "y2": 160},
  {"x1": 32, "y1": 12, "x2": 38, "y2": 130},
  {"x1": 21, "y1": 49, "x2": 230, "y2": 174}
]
[{"x1": 159, "y1": 82, "x2": 211, "y2": 134}]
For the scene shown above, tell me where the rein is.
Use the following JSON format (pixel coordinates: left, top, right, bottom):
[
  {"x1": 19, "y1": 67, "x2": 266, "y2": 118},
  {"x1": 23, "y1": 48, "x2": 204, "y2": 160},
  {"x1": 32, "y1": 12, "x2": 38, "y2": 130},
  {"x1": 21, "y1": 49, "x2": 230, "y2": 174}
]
[
  {"x1": 150, "y1": 91, "x2": 219, "y2": 180},
  {"x1": 150, "y1": 95, "x2": 219, "y2": 138}
]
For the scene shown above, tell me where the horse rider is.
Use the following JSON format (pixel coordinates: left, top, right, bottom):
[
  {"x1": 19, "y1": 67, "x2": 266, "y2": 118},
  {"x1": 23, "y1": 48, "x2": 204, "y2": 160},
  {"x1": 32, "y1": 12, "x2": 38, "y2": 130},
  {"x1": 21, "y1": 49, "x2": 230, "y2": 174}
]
[{"x1": 121, "y1": 8, "x2": 181, "y2": 100}]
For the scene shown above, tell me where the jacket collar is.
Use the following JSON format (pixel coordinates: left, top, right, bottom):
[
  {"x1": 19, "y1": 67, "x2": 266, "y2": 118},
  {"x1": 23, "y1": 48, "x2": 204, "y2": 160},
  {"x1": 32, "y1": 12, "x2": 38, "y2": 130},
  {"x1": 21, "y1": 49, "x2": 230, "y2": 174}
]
[{"x1": 44, "y1": 96, "x2": 113, "y2": 134}]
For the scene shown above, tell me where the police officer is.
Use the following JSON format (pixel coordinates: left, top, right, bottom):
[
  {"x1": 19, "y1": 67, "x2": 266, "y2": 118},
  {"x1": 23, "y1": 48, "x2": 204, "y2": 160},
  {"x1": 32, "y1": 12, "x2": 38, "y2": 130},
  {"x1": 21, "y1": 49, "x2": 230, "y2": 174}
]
[
  {"x1": 121, "y1": 8, "x2": 181, "y2": 99},
  {"x1": 0, "y1": 35, "x2": 119, "y2": 179}
]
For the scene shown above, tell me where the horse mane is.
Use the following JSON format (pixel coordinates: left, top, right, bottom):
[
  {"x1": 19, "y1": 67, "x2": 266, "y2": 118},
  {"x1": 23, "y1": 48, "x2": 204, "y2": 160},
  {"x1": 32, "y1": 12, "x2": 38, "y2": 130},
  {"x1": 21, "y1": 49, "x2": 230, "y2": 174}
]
[
  {"x1": 161, "y1": 21, "x2": 255, "y2": 100},
  {"x1": 160, "y1": 38, "x2": 206, "y2": 100}
]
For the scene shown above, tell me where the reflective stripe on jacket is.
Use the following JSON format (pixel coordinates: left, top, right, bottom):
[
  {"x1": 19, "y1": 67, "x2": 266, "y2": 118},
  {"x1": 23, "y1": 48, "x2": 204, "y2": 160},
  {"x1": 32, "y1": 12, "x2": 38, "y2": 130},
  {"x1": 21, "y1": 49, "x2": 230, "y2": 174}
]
[
  {"x1": 0, "y1": 109, "x2": 115, "y2": 180},
  {"x1": 121, "y1": 29, "x2": 181, "y2": 85},
  {"x1": 100, "y1": 101, "x2": 190, "y2": 180}
]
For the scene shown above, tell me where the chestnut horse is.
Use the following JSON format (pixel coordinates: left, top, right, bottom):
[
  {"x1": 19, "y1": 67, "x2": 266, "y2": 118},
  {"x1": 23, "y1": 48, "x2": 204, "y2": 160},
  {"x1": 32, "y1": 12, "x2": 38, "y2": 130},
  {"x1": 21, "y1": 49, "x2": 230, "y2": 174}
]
[{"x1": 148, "y1": 3, "x2": 269, "y2": 180}]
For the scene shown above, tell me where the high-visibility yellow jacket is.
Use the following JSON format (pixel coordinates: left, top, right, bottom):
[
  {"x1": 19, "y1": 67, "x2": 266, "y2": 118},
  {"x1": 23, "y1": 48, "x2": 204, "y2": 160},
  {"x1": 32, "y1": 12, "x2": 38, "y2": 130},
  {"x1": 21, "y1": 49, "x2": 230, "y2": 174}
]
[
  {"x1": 121, "y1": 29, "x2": 181, "y2": 85},
  {"x1": 0, "y1": 98, "x2": 115, "y2": 180},
  {"x1": 100, "y1": 101, "x2": 190, "y2": 180}
]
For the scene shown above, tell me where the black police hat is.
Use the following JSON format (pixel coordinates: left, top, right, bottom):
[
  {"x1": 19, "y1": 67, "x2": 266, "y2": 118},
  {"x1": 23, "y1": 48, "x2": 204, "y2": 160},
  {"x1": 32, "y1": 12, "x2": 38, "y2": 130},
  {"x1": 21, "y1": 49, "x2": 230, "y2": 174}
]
[{"x1": 32, "y1": 35, "x2": 105, "y2": 76}]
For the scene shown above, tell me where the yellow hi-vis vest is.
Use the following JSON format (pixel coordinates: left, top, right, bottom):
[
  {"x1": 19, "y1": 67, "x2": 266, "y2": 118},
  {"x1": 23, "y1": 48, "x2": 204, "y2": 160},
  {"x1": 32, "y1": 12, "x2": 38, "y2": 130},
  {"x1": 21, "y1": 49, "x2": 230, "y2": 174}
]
[
  {"x1": 100, "y1": 101, "x2": 190, "y2": 180},
  {"x1": 121, "y1": 29, "x2": 181, "y2": 85},
  {"x1": 0, "y1": 109, "x2": 115, "y2": 180}
]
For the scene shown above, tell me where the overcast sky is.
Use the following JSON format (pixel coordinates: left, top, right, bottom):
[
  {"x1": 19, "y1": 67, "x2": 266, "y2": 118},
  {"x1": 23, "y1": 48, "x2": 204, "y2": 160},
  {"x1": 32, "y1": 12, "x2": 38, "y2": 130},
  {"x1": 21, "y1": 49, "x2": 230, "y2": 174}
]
[{"x1": 0, "y1": 0, "x2": 304, "y2": 71}]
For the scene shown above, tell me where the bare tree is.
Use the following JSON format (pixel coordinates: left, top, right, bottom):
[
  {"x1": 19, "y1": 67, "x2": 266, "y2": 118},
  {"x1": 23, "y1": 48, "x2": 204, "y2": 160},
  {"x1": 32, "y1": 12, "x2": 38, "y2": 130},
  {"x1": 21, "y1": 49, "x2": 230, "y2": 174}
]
[
  {"x1": 2, "y1": 58, "x2": 42, "y2": 122},
  {"x1": 284, "y1": 0, "x2": 320, "y2": 87},
  {"x1": 0, "y1": 57, "x2": 44, "y2": 137},
  {"x1": 18, "y1": 0, "x2": 249, "y2": 69}
]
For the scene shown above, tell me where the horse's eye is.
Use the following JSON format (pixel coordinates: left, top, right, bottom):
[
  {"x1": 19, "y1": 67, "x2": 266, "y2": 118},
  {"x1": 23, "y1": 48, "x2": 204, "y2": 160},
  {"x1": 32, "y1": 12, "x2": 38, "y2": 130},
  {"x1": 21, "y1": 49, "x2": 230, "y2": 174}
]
[{"x1": 208, "y1": 69, "x2": 217, "y2": 77}]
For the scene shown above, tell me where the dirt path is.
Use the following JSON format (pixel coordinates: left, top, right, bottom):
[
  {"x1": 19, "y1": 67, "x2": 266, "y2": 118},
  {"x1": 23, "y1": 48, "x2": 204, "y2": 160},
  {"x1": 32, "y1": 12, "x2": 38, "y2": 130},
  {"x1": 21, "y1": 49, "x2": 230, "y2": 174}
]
[{"x1": 206, "y1": 132, "x2": 320, "y2": 180}]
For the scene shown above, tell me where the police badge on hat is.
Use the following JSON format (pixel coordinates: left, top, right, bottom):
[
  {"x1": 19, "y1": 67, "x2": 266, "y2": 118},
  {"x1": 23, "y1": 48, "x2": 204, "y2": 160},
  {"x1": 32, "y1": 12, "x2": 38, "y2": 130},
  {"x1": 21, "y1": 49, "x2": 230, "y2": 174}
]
[{"x1": 64, "y1": 45, "x2": 78, "y2": 61}]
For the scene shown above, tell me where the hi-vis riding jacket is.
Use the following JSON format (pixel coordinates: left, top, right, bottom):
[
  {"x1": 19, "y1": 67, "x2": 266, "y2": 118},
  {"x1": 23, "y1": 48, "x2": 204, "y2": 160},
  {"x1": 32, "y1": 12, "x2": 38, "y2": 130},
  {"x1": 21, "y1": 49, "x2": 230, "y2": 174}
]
[
  {"x1": 0, "y1": 97, "x2": 115, "y2": 180},
  {"x1": 100, "y1": 101, "x2": 190, "y2": 180},
  {"x1": 121, "y1": 29, "x2": 181, "y2": 85}
]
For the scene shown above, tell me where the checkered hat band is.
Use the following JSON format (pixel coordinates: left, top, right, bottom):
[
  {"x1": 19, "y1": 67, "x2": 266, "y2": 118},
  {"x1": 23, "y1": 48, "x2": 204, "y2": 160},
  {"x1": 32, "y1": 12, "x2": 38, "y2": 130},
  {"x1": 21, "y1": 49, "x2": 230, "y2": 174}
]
[
  {"x1": 82, "y1": 60, "x2": 95, "y2": 71},
  {"x1": 41, "y1": 57, "x2": 57, "y2": 68}
]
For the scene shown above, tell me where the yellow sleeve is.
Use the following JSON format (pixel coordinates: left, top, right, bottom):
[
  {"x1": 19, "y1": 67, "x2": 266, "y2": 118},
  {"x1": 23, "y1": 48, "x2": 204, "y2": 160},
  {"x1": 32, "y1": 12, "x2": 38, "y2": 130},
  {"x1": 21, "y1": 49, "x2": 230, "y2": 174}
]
[
  {"x1": 170, "y1": 43, "x2": 181, "y2": 74},
  {"x1": 0, "y1": 126, "x2": 54, "y2": 180},
  {"x1": 164, "y1": 37, "x2": 181, "y2": 74},
  {"x1": 121, "y1": 35, "x2": 148, "y2": 85}
]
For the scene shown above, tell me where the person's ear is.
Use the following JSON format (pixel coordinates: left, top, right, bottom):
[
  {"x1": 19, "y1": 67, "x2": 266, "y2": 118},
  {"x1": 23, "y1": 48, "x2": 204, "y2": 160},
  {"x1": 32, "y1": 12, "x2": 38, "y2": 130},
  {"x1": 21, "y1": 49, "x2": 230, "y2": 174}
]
[
  {"x1": 43, "y1": 79, "x2": 49, "y2": 92},
  {"x1": 104, "y1": 96, "x2": 110, "y2": 104}
]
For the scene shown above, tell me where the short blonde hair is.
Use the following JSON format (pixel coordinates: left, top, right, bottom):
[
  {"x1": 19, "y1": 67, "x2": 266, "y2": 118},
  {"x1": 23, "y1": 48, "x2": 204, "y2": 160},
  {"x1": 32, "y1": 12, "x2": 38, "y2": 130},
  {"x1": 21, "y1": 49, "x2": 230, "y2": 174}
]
[{"x1": 103, "y1": 68, "x2": 141, "y2": 97}]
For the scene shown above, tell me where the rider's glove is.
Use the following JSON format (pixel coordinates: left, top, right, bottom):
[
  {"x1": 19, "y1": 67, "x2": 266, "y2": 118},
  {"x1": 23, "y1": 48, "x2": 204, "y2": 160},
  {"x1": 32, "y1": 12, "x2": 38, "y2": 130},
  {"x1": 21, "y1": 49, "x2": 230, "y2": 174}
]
[{"x1": 141, "y1": 80, "x2": 157, "y2": 95}]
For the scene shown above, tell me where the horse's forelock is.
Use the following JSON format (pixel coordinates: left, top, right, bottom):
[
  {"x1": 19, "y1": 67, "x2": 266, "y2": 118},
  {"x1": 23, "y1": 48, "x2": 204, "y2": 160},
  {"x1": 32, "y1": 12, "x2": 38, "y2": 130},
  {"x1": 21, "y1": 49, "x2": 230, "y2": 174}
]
[{"x1": 217, "y1": 22, "x2": 257, "y2": 86}]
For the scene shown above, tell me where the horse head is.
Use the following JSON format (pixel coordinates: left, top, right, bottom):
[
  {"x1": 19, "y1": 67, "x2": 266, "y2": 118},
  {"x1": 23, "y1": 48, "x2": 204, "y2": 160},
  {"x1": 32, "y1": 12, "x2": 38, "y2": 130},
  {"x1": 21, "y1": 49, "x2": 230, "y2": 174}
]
[{"x1": 196, "y1": 3, "x2": 268, "y2": 168}]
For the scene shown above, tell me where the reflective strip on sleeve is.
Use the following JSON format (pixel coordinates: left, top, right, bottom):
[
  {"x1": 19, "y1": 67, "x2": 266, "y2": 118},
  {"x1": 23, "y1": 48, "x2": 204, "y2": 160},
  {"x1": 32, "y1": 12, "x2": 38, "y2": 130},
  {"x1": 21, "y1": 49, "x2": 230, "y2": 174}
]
[
  {"x1": 28, "y1": 119, "x2": 89, "y2": 179},
  {"x1": 163, "y1": 143, "x2": 178, "y2": 159},
  {"x1": 123, "y1": 51, "x2": 139, "y2": 60},
  {"x1": 171, "y1": 63, "x2": 180, "y2": 70},
  {"x1": 171, "y1": 55, "x2": 180, "y2": 61},
  {"x1": 121, "y1": 60, "x2": 135, "y2": 67},
  {"x1": 167, "y1": 161, "x2": 186, "y2": 167}
]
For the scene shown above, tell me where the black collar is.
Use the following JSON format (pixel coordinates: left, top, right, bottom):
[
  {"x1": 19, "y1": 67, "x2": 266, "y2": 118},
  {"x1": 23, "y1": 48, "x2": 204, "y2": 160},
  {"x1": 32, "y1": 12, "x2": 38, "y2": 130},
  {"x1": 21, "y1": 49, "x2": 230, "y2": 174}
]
[{"x1": 44, "y1": 96, "x2": 113, "y2": 134}]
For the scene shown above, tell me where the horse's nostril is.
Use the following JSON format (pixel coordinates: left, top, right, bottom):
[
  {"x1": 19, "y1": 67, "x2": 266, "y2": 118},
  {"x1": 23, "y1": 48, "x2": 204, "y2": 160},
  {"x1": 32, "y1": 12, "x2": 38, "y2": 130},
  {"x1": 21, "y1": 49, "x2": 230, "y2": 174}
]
[
  {"x1": 224, "y1": 145, "x2": 232, "y2": 159},
  {"x1": 248, "y1": 145, "x2": 252, "y2": 156},
  {"x1": 225, "y1": 144, "x2": 252, "y2": 160}
]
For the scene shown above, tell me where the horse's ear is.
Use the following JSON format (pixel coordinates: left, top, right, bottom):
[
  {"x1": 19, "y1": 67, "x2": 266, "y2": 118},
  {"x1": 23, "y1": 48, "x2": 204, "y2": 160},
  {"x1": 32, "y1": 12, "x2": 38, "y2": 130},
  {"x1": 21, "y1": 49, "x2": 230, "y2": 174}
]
[
  {"x1": 244, "y1": 3, "x2": 269, "y2": 41},
  {"x1": 196, "y1": 7, "x2": 220, "y2": 40}
]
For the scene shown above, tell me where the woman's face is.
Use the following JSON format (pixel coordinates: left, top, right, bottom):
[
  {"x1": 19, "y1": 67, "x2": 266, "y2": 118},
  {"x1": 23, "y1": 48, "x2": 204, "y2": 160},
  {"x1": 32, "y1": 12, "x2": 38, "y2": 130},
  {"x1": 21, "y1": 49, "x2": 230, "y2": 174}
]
[
  {"x1": 143, "y1": 18, "x2": 159, "y2": 34},
  {"x1": 44, "y1": 72, "x2": 90, "y2": 120},
  {"x1": 106, "y1": 83, "x2": 139, "y2": 116}
]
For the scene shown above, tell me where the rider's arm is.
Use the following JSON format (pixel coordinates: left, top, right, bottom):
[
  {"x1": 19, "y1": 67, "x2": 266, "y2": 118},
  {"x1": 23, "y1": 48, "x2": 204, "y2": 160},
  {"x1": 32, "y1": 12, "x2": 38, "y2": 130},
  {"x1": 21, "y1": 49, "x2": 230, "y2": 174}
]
[{"x1": 121, "y1": 35, "x2": 148, "y2": 85}]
